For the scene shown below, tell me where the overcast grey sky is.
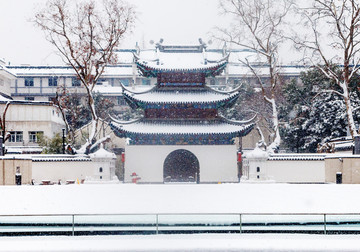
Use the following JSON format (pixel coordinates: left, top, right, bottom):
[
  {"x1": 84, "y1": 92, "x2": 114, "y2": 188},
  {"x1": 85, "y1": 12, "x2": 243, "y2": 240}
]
[{"x1": 0, "y1": 0, "x2": 225, "y2": 65}]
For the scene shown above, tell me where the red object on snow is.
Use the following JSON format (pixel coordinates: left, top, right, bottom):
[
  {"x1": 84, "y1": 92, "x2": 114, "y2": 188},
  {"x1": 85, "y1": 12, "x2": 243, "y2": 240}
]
[
  {"x1": 237, "y1": 152, "x2": 242, "y2": 162},
  {"x1": 132, "y1": 177, "x2": 141, "y2": 183},
  {"x1": 131, "y1": 172, "x2": 141, "y2": 183}
]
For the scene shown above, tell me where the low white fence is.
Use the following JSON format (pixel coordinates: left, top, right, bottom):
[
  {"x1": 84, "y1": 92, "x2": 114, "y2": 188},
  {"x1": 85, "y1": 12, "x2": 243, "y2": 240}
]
[{"x1": 0, "y1": 213, "x2": 359, "y2": 236}]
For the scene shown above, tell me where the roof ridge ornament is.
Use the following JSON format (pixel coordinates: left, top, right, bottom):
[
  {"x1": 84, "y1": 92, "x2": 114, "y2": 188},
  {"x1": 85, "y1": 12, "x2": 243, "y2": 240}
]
[
  {"x1": 120, "y1": 81, "x2": 156, "y2": 94},
  {"x1": 207, "y1": 53, "x2": 230, "y2": 64},
  {"x1": 199, "y1": 38, "x2": 208, "y2": 65},
  {"x1": 205, "y1": 83, "x2": 243, "y2": 94},
  {"x1": 109, "y1": 115, "x2": 142, "y2": 125},
  {"x1": 219, "y1": 113, "x2": 257, "y2": 125}
]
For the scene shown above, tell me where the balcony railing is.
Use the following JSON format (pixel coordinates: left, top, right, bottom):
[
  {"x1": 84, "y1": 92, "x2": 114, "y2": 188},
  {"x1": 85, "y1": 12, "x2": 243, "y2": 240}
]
[{"x1": 0, "y1": 213, "x2": 359, "y2": 236}]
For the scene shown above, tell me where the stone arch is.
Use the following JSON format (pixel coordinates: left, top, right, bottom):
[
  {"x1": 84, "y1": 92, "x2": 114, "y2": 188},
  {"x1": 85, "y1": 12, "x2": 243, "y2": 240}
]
[{"x1": 163, "y1": 149, "x2": 200, "y2": 183}]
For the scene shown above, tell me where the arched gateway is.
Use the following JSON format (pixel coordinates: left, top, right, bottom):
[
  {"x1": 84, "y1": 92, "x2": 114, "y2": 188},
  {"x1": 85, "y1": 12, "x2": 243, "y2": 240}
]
[
  {"x1": 110, "y1": 42, "x2": 255, "y2": 183},
  {"x1": 163, "y1": 149, "x2": 200, "y2": 183}
]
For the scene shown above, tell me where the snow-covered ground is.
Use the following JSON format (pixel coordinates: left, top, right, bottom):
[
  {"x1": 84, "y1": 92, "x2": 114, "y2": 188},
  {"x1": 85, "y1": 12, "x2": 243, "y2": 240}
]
[
  {"x1": 1, "y1": 234, "x2": 360, "y2": 252},
  {"x1": 1, "y1": 183, "x2": 360, "y2": 251},
  {"x1": 0, "y1": 183, "x2": 359, "y2": 215}
]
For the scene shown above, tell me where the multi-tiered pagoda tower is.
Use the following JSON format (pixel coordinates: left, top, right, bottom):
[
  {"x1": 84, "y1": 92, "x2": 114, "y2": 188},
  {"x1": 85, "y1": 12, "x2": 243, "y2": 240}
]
[{"x1": 111, "y1": 41, "x2": 254, "y2": 183}]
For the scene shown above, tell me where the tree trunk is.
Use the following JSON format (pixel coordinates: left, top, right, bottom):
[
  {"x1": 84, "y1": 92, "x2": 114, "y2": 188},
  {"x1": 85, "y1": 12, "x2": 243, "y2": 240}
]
[
  {"x1": 341, "y1": 81, "x2": 359, "y2": 138},
  {"x1": 268, "y1": 95, "x2": 281, "y2": 153}
]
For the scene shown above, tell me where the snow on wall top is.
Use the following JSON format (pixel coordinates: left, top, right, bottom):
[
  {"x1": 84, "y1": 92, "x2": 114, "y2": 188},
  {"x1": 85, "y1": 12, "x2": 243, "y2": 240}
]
[
  {"x1": 32, "y1": 154, "x2": 91, "y2": 162},
  {"x1": 268, "y1": 154, "x2": 326, "y2": 161}
]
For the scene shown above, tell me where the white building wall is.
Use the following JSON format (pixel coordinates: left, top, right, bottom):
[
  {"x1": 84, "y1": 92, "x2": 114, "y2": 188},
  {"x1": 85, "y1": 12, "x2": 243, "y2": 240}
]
[
  {"x1": 266, "y1": 160, "x2": 325, "y2": 183},
  {"x1": 0, "y1": 103, "x2": 65, "y2": 145},
  {"x1": 124, "y1": 145, "x2": 238, "y2": 183},
  {"x1": 91, "y1": 158, "x2": 117, "y2": 181}
]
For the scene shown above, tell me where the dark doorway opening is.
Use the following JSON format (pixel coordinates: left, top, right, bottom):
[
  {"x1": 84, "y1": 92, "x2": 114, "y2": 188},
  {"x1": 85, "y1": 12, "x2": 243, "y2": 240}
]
[{"x1": 163, "y1": 149, "x2": 200, "y2": 183}]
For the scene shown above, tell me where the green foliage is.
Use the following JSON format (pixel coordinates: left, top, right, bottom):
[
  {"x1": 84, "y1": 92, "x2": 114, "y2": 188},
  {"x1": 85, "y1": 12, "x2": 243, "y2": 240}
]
[
  {"x1": 280, "y1": 67, "x2": 360, "y2": 152},
  {"x1": 37, "y1": 133, "x2": 66, "y2": 154}
]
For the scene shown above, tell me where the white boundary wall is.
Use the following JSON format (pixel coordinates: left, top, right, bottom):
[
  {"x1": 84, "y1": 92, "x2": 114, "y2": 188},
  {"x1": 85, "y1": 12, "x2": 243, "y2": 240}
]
[
  {"x1": 243, "y1": 153, "x2": 326, "y2": 183},
  {"x1": 124, "y1": 145, "x2": 239, "y2": 183},
  {"x1": 266, "y1": 160, "x2": 325, "y2": 183},
  {"x1": 32, "y1": 160, "x2": 93, "y2": 183}
]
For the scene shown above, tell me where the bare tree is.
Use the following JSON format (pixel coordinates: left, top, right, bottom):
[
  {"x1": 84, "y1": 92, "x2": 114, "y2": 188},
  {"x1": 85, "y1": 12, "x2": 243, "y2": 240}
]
[
  {"x1": 294, "y1": 0, "x2": 360, "y2": 140},
  {"x1": 216, "y1": 0, "x2": 293, "y2": 153},
  {"x1": 35, "y1": 0, "x2": 135, "y2": 154}
]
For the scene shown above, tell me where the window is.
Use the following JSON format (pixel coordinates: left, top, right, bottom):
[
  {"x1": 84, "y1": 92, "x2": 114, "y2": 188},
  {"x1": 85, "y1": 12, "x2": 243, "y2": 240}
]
[
  {"x1": 257, "y1": 167, "x2": 260, "y2": 172},
  {"x1": 120, "y1": 79, "x2": 130, "y2": 86},
  {"x1": 142, "y1": 79, "x2": 150, "y2": 85},
  {"x1": 48, "y1": 76, "x2": 58, "y2": 86},
  {"x1": 117, "y1": 96, "x2": 127, "y2": 106},
  {"x1": 29, "y1": 131, "x2": 43, "y2": 143},
  {"x1": 72, "y1": 78, "x2": 81, "y2": 87},
  {"x1": 96, "y1": 79, "x2": 106, "y2": 85},
  {"x1": 100, "y1": 176, "x2": 102, "y2": 180},
  {"x1": 99, "y1": 167, "x2": 103, "y2": 173},
  {"x1": 9, "y1": 131, "x2": 23, "y2": 143},
  {"x1": 24, "y1": 78, "x2": 34, "y2": 87},
  {"x1": 49, "y1": 97, "x2": 56, "y2": 103},
  {"x1": 24, "y1": 96, "x2": 34, "y2": 101}
]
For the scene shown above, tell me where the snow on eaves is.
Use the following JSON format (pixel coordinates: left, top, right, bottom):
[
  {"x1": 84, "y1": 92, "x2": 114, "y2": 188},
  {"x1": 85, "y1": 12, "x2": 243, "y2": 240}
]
[
  {"x1": 112, "y1": 119, "x2": 254, "y2": 135},
  {"x1": 123, "y1": 90, "x2": 239, "y2": 104}
]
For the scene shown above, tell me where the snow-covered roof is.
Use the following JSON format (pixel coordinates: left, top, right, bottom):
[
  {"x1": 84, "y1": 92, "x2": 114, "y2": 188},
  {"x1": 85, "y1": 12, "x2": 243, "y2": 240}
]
[
  {"x1": 6, "y1": 146, "x2": 43, "y2": 154},
  {"x1": 137, "y1": 51, "x2": 227, "y2": 71},
  {"x1": 227, "y1": 64, "x2": 309, "y2": 77},
  {"x1": 123, "y1": 89, "x2": 240, "y2": 105},
  {"x1": 334, "y1": 141, "x2": 354, "y2": 151},
  {"x1": 8, "y1": 65, "x2": 133, "y2": 77},
  {"x1": 0, "y1": 98, "x2": 52, "y2": 106},
  {"x1": 111, "y1": 119, "x2": 254, "y2": 136},
  {"x1": 93, "y1": 84, "x2": 122, "y2": 94},
  {"x1": 134, "y1": 44, "x2": 229, "y2": 76},
  {"x1": 245, "y1": 146, "x2": 268, "y2": 159},
  {"x1": 0, "y1": 63, "x2": 16, "y2": 79},
  {"x1": 89, "y1": 145, "x2": 116, "y2": 159}
]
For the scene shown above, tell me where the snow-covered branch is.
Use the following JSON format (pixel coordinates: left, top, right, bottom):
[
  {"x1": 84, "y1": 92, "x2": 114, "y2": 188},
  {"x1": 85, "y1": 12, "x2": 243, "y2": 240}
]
[{"x1": 35, "y1": 0, "x2": 135, "y2": 154}]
